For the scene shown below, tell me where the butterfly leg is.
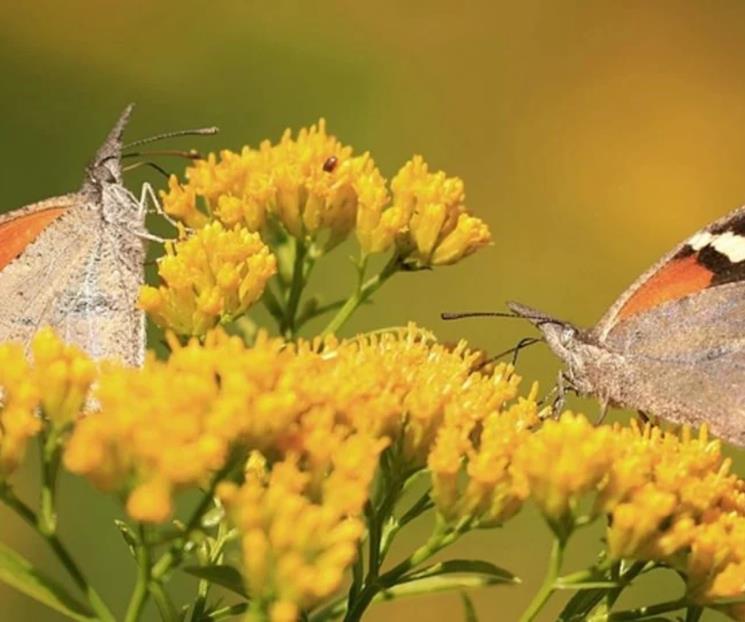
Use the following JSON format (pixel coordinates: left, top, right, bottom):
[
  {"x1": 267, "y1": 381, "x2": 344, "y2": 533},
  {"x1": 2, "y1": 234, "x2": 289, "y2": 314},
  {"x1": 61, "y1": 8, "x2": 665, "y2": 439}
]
[
  {"x1": 138, "y1": 182, "x2": 185, "y2": 232},
  {"x1": 549, "y1": 370, "x2": 568, "y2": 417}
]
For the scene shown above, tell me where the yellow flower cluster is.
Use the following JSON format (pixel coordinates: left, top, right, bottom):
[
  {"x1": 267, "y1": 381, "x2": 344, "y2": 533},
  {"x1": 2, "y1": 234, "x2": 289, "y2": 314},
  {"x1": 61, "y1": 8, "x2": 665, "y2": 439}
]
[
  {"x1": 504, "y1": 413, "x2": 745, "y2": 617},
  {"x1": 63, "y1": 325, "x2": 524, "y2": 525},
  {"x1": 219, "y1": 441, "x2": 383, "y2": 621},
  {"x1": 160, "y1": 121, "x2": 491, "y2": 266},
  {"x1": 390, "y1": 156, "x2": 492, "y2": 267},
  {"x1": 0, "y1": 342, "x2": 40, "y2": 476},
  {"x1": 428, "y1": 375, "x2": 540, "y2": 527},
  {"x1": 0, "y1": 329, "x2": 95, "y2": 477},
  {"x1": 139, "y1": 222, "x2": 277, "y2": 336},
  {"x1": 31, "y1": 327, "x2": 96, "y2": 426}
]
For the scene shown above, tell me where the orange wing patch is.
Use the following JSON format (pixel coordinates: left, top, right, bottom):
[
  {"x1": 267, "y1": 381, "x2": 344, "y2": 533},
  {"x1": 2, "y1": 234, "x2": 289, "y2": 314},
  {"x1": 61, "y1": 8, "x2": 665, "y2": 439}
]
[
  {"x1": 618, "y1": 253, "x2": 713, "y2": 321},
  {"x1": 0, "y1": 207, "x2": 68, "y2": 271}
]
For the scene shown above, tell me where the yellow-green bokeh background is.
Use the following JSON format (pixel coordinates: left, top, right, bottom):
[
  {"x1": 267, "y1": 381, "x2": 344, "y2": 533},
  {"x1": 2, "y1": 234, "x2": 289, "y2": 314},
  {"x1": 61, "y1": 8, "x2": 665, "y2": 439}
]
[{"x1": 2, "y1": 2, "x2": 745, "y2": 620}]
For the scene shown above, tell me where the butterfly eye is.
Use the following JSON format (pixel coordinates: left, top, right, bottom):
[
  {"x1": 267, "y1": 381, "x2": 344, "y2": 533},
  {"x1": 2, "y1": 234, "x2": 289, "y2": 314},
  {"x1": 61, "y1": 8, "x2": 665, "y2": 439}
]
[{"x1": 559, "y1": 326, "x2": 576, "y2": 346}]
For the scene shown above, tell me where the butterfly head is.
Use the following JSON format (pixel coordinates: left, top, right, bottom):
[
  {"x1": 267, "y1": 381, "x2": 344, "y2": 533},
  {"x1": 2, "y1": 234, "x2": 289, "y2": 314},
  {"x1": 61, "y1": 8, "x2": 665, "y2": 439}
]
[
  {"x1": 507, "y1": 301, "x2": 600, "y2": 394},
  {"x1": 83, "y1": 104, "x2": 134, "y2": 191}
]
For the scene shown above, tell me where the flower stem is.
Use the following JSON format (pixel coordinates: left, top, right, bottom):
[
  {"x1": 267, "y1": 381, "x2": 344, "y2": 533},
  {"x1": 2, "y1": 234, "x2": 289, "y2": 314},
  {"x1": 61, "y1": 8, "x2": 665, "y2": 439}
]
[
  {"x1": 343, "y1": 526, "x2": 461, "y2": 622},
  {"x1": 38, "y1": 429, "x2": 61, "y2": 535},
  {"x1": 0, "y1": 485, "x2": 116, "y2": 622},
  {"x1": 518, "y1": 535, "x2": 566, "y2": 622},
  {"x1": 607, "y1": 598, "x2": 688, "y2": 620},
  {"x1": 151, "y1": 460, "x2": 235, "y2": 581},
  {"x1": 321, "y1": 254, "x2": 399, "y2": 337},
  {"x1": 282, "y1": 237, "x2": 307, "y2": 338},
  {"x1": 124, "y1": 524, "x2": 151, "y2": 622}
]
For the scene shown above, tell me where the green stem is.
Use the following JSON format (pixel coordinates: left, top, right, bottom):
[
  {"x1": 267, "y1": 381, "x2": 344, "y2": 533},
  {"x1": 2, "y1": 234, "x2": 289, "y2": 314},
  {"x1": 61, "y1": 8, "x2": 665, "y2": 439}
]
[
  {"x1": 343, "y1": 527, "x2": 460, "y2": 622},
  {"x1": 261, "y1": 283, "x2": 285, "y2": 324},
  {"x1": 152, "y1": 461, "x2": 235, "y2": 582},
  {"x1": 607, "y1": 597, "x2": 688, "y2": 620},
  {"x1": 518, "y1": 535, "x2": 566, "y2": 622},
  {"x1": 321, "y1": 254, "x2": 399, "y2": 337},
  {"x1": 0, "y1": 485, "x2": 116, "y2": 622},
  {"x1": 282, "y1": 238, "x2": 307, "y2": 338},
  {"x1": 38, "y1": 430, "x2": 61, "y2": 535},
  {"x1": 124, "y1": 525, "x2": 151, "y2": 622}
]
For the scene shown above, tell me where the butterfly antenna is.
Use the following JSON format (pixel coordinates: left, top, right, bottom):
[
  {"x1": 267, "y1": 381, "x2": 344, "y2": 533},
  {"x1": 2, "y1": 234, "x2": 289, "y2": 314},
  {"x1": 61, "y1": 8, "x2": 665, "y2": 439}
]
[
  {"x1": 442, "y1": 310, "x2": 569, "y2": 329},
  {"x1": 491, "y1": 337, "x2": 543, "y2": 365},
  {"x1": 124, "y1": 126, "x2": 219, "y2": 149},
  {"x1": 122, "y1": 161, "x2": 171, "y2": 179},
  {"x1": 121, "y1": 148, "x2": 205, "y2": 161},
  {"x1": 441, "y1": 311, "x2": 518, "y2": 320}
]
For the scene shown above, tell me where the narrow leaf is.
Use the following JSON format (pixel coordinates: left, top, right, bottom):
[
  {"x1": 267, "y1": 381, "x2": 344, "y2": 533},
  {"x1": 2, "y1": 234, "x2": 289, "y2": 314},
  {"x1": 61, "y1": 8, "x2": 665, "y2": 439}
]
[
  {"x1": 198, "y1": 602, "x2": 249, "y2": 621},
  {"x1": 401, "y1": 559, "x2": 518, "y2": 584},
  {"x1": 0, "y1": 542, "x2": 94, "y2": 621},
  {"x1": 375, "y1": 574, "x2": 514, "y2": 601},
  {"x1": 554, "y1": 580, "x2": 619, "y2": 590},
  {"x1": 461, "y1": 592, "x2": 478, "y2": 622},
  {"x1": 182, "y1": 565, "x2": 247, "y2": 598}
]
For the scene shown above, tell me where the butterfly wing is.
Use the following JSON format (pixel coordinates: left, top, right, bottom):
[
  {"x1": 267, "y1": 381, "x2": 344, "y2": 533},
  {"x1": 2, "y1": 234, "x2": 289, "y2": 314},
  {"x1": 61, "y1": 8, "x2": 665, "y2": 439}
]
[
  {"x1": 0, "y1": 193, "x2": 145, "y2": 366},
  {"x1": 593, "y1": 205, "x2": 745, "y2": 445},
  {"x1": 594, "y1": 203, "x2": 745, "y2": 341},
  {"x1": 600, "y1": 288, "x2": 745, "y2": 445}
]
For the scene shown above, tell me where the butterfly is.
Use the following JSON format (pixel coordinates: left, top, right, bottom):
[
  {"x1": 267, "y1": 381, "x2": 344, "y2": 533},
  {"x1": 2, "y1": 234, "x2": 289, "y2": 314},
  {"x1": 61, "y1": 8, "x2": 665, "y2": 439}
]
[
  {"x1": 507, "y1": 205, "x2": 745, "y2": 446},
  {"x1": 0, "y1": 105, "x2": 148, "y2": 366}
]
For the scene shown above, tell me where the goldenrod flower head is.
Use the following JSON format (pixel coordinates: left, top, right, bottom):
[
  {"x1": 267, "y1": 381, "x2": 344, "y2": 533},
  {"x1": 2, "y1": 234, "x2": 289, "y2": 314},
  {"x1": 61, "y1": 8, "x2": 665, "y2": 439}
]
[
  {"x1": 601, "y1": 423, "x2": 730, "y2": 561},
  {"x1": 513, "y1": 412, "x2": 617, "y2": 524},
  {"x1": 270, "y1": 119, "x2": 378, "y2": 249},
  {"x1": 160, "y1": 175, "x2": 208, "y2": 229},
  {"x1": 139, "y1": 222, "x2": 276, "y2": 336},
  {"x1": 509, "y1": 415, "x2": 745, "y2": 611},
  {"x1": 428, "y1": 382, "x2": 540, "y2": 527},
  {"x1": 303, "y1": 327, "x2": 524, "y2": 468},
  {"x1": 160, "y1": 122, "x2": 490, "y2": 268},
  {"x1": 31, "y1": 328, "x2": 95, "y2": 426},
  {"x1": 391, "y1": 156, "x2": 491, "y2": 267},
  {"x1": 353, "y1": 167, "x2": 402, "y2": 256},
  {"x1": 219, "y1": 452, "x2": 367, "y2": 618},
  {"x1": 0, "y1": 342, "x2": 41, "y2": 476},
  {"x1": 63, "y1": 331, "x2": 295, "y2": 521},
  {"x1": 161, "y1": 120, "x2": 389, "y2": 253},
  {"x1": 62, "y1": 324, "x2": 528, "y2": 529}
]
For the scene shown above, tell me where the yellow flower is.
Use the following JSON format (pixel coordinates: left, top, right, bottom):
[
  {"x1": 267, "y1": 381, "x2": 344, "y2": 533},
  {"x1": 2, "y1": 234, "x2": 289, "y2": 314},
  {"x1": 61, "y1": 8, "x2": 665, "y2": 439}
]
[
  {"x1": 139, "y1": 222, "x2": 277, "y2": 336},
  {"x1": 160, "y1": 122, "x2": 490, "y2": 268},
  {"x1": 161, "y1": 120, "x2": 389, "y2": 253},
  {"x1": 0, "y1": 342, "x2": 41, "y2": 476},
  {"x1": 391, "y1": 156, "x2": 491, "y2": 267},
  {"x1": 428, "y1": 381, "x2": 540, "y2": 527},
  {"x1": 31, "y1": 328, "x2": 96, "y2": 426},
  {"x1": 160, "y1": 175, "x2": 208, "y2": 229},
  {"x1": 513, "y1": 412, "x2": 617, "y2": 525},
  {"x1": 219, "y1": 452, "x2": 367, "y2": 619},
  {"x1": 354, "y1": 168, "x2": 407, "y2": 256},
  {"x1": 270, "y1": 120, "x2": 379, "y2": 249}
]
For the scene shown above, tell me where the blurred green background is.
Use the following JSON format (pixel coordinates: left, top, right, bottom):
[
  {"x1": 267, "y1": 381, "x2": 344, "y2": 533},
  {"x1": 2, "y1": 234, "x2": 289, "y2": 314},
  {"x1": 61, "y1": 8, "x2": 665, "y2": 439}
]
[{"x1": 2, "y1": 1, "x2": 745, "y2": 620}]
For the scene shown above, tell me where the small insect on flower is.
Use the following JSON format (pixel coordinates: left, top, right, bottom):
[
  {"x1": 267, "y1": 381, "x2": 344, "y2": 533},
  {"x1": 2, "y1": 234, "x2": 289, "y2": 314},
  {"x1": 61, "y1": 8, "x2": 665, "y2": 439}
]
[{"x1": 323, "y1": 155, "x2": 339, "y2": 172}]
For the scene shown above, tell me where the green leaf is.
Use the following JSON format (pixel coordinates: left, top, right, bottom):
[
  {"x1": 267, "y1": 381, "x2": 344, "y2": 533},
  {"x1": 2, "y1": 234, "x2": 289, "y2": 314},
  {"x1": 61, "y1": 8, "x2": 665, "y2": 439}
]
[
  {"x1": 196, "y1": 602, "x2": 249, "y2": 621},
  {"x1": 461, "y1": 592, "x2": 478, "y2": 622},
  {"x1": 400, "y1": 559, "x2": 518, "y2": 584},
  {"x1": 0, "y1": 542, "x2": 94, "y2": 621},
  {"x1": 182, "y1": 565, "x2": 247, "y2": 598},
  {"x1": 375, "y1": 574, "x2": 514, "y2": 602},
  {"x1": 555, "y1": 580, "x2": 620, "y2": 590}
]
